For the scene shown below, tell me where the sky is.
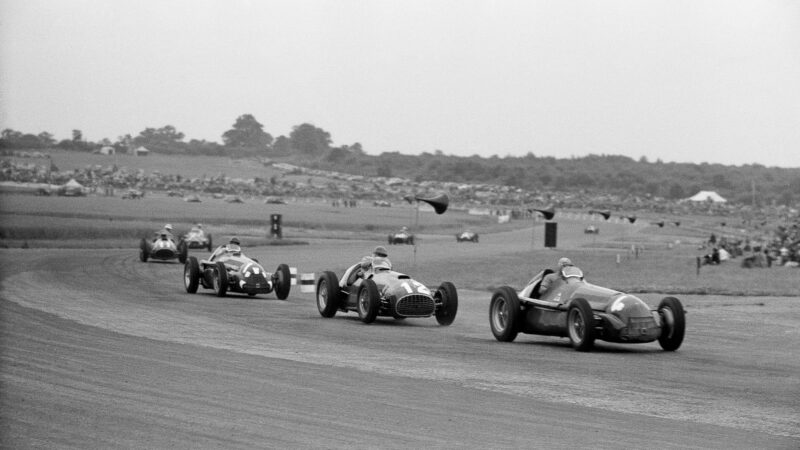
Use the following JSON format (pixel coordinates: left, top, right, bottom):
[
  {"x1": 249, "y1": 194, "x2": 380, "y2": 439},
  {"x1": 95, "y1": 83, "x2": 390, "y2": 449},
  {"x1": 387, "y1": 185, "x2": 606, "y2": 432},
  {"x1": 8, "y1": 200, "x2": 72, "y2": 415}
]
[{"x1": 1, "y1": 0, "x2": 799, "y2": 168}]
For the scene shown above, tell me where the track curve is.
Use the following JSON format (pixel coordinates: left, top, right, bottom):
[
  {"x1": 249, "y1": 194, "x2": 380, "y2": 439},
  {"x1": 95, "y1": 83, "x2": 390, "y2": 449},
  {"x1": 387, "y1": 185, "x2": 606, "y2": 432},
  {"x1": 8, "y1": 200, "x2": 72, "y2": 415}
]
[{"x1": 1, "y1": 248, "x2": 798, "y2": 448}]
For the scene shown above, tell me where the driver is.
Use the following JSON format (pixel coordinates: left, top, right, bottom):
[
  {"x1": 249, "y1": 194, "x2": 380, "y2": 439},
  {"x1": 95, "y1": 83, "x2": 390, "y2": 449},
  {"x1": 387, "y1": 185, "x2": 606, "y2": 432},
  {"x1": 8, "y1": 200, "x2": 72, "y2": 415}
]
[
  {"x1": 155, "y1": 223, "x2": 175, "y2": 242},
  {"x1": 210, "y1": 237, "x2": 242, "y2": 260},
  {"x1": 538, "y1": 257, "x2": 579, "y2": 297},
  {"x1": 344, "y1": 246, "x2": 392, "y2": 286}
]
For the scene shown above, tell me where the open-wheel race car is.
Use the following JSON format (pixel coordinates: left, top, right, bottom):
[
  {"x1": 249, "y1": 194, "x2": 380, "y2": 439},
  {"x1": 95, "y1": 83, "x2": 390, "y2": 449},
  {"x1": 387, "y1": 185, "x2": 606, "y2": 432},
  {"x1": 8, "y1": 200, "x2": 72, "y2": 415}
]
[
  {"x1": 388, "y1": 228, "x2": 415, "y2": 245},
  {"x1": 183, "y1": 243, "x2": 291, "y2": 299},
  {"x1": 584, "y1": 225, "x2": 600, "y2": 234},
  {"x1": 182, "y1": 224, "x2": 212, "y2": 251},
  {"x1": 489, "y1": 266, "x2": 685, "y2": 351},
  {"x1": 139, "y1": 233, "x2": 187, "y2": 263},
  {"x1": 315, "y1": 260, "x2": 458, "y2": 325},
  {"x1": 456, "y1": 230, "x2": 479, "y2": 243}
]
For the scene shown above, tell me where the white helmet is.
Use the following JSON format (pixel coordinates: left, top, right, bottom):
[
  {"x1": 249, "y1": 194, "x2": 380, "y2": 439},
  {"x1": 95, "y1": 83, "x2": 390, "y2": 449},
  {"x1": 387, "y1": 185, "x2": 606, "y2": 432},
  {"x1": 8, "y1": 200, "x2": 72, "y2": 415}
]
[{"x1": 165, "y1": 224, "x2": 173, "y2": 231}]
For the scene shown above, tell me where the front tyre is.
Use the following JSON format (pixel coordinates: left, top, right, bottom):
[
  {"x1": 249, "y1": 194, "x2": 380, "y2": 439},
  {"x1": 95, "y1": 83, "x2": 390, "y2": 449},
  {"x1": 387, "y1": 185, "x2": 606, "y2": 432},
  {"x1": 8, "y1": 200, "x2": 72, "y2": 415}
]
[
  {"x1": 568, "y1": 298, "x2": 596, "y2": 351},
  {"x1": 212, "y1": 261, "x2": 228, "y2": 297},
  {"x1": 316, "y1": 271, "x2": 341, "y2": 318},
  {"x1": 489, "y1": 287, "x2": 520, "y2": 342},
  {"x1": 178, "y1": 240, "x2": 188, "y2": 263},
  {"x1": 184, "y1": 256, "x2": 200, "y2": 293},
  {"x1": 273, "y1": 263, "x2": 291, "y2": 300},
  {"x1": 434, "y1": 282, "x2": 458, "y2": 326},
  {"x1": 139, "y1": 238, "x2": 149, "y2": 262},
  {"x1": 357, "y1": 279, "x2": 380, "y2": 324},
  {"x1": 658, "y1": 297, "x2": 686, "y2": 351}
]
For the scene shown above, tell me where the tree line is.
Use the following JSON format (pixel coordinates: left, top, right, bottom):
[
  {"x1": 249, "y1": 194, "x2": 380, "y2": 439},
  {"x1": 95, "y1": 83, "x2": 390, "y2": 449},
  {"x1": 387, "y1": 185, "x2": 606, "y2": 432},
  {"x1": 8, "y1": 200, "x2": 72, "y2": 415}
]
[{"x1": 2, "y1": 114, "x2": 799, "y2": 206}]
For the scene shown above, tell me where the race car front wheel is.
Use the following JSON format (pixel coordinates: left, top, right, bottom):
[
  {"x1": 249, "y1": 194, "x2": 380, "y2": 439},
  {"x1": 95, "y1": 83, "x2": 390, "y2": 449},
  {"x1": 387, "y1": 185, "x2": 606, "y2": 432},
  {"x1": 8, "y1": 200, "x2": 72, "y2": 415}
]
[
  {"x1": 435, "y1": 282, "x2": 458, "y2": 326},
  {"x1": 657, "y1": 297, "x2": 686, "y2": 351},
  {"x1": 274, "y1": 263, "x2": 291, "y2": 300},
  {"x1": 139, "y1": 238, "x2": 148, "y2": 262},
  {"x1": 357, "y1": 279, "x2": 380, "y2": 324},
  {"x1": 568, "y1": 298, "x2": 596, "y2": 351},
  {"x1": 489, "y1": 287, "x2": 520, "y2": 342},
  {"x1": 316, "y1": 271, "x2": 341, "y2": 317},
  {"x1": 184, "y1": 256, "x2": 200, "y2": 293}
]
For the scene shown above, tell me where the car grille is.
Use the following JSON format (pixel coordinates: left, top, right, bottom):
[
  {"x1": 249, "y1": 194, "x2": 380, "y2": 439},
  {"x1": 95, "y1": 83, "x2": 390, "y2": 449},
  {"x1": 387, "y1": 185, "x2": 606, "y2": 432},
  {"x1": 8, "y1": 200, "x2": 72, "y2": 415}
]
[
  {"x1": 396, "y1": 294, "x2": 434, "y2": 317},
  {"x1": 153, "y1": 249, "x2": 174, "y2": 259},
  {"x1": 622, "y1": 317, "x2": 658, "y2": 338}
]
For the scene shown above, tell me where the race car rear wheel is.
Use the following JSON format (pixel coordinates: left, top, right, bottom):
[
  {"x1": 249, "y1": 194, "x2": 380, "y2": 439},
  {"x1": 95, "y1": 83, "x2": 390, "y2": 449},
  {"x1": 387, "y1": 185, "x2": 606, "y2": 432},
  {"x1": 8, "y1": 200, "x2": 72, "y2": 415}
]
[
  {"x1": 568, "y1": 298, "x2": 596, "y2": 351},
  {"x1": 435, "y1": 282, "x2": 458, "y2": 326},
  {"x1": 657, "y1": 297, "x2": 685, "y2": 351},
  {"x1": 274, "y1": 263, "x2": 291, "y2": 300},
  {"x1": 316, "y1": 271, "x2": 341, "y2": 318},
  {"x1": 212, "y1": 261, "x2": 228, "y2": 297},
  {"x1": 139, "y1": 238, "x2": 148, "y2": 262},
  {"x1": 184, "y1": 256, "x2": 200, "y2": 293},
  {"x1": 357, "y1": 279, "x2": 380, "y2": 324},
  {"x1": 489, "y1": 286, "x2": 520, "y2": 342}
]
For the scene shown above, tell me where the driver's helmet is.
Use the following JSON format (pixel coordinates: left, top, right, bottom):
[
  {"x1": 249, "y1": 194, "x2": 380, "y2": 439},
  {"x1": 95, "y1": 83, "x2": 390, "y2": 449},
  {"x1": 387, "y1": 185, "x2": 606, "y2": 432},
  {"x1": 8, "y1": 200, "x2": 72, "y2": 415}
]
[
  {"x1": 164, "y1": 224, "x2": 173, "y2": 232},
  {"x1": 197, "y1": 223, "x2": 202, "y2": 229},
  {"x1": 229, "y1": 237, "x2": 241, "y2": 245},
  {"x1": 226, "y1": 244, "x2": 241, "y2": 255},
  {"x1": 373, "y1": 246, "x2": 388, "y2": 257},
  {"x1": 401, "y1": 226, "x2": 408, "y2": 232},
  {"x1": 371, "y1": 256, "x2": 392, "y2": 271}
]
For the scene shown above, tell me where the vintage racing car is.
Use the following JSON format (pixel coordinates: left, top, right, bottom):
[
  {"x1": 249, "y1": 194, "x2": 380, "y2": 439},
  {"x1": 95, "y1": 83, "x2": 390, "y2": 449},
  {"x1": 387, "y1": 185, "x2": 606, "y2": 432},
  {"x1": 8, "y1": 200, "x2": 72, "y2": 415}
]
[
  {"x1": 489, "y1": 266, "x2": 685, "y2": 351},
  {"x1": 182, "y1": 224, "x2": 213, "y2": 251},
  {"x1": 456, "y1": 230, "x2": 479, "y2": 243},
  {"x1": 315, "y1": 260, "x2": 458, "y2": 325},
  {"x1": 584, "y1": 225, "x2": 600, "y2": 234},
  {"x1": 183, "y1": 244, "x2": 291, "y2": 299},
  {"x1": 139, "y1": 232, "x2": 187, "y2": 263},
  {"x1": 388, "y1": 228, "x2": 415, "y2": 245}
]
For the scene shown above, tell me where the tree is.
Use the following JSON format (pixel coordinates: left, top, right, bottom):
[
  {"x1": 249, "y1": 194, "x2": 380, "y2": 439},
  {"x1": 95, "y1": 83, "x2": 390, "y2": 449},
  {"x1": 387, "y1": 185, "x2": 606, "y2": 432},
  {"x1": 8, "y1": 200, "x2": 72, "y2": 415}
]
[
  {"x1": 272, "y1": 135, "x2": 292, "y2": 156},
  {"x1": 289, "y1": 123, "x2": 331, "y2": 155},
  {"x1": 222, "y1": 114, "x2": 273, "y2": 151},
  {"x1": 37, "y1": 132, "x2": 56, "y2": 148},
  {"x1": 132, "y1": 125, "x2": 186, "y2": 154}
]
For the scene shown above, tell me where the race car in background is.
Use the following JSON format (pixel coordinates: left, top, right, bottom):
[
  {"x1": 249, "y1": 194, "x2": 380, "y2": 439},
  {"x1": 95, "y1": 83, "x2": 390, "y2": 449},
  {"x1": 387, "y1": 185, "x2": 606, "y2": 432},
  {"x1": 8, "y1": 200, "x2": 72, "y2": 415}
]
[
  {"x1": 456, "y1": 230, "x2": 479, "y2": 243},
  {"x1": 315, "y1": 259, "x2": 458, "y2": 325},
  {"x1": 584, "y1": 225, "x2": 600, "y2": 234},
  {"x1": 488, "y1": 266, "x2": 685, "y2": 351},
  {"x1": 183, "y1": 243, "x2": 291, "y2": 299},
  {"x1": 182, "y1": 224, "x2": 212, "y2": 251},
  {"x1": 139, "y1": 232, "x2": 187, "y2": 263}
]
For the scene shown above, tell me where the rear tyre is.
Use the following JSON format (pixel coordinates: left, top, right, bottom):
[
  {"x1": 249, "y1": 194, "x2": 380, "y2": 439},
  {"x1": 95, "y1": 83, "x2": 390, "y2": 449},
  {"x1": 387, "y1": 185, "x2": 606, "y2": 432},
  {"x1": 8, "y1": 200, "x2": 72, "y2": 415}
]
[
  {"x1": 212, "y1": 261, "x2": 228, "y2": 297},
  {"x1": 139, "y1": 238, "x2": 148, "y2": 262},
  {"x1": 357, "y1": 279, "x2": 380, "y2": 324},
  {"x1": 184, "y1": 256, "x2": 200, "y2": 293},
  {"x1": 658, "y1": 297, "x2": 686, "y2": 351},
  {"x1": 568, "y1": 298, "x2": 596, "y2": 351},
  {"x1": 273, "y1": 263, "x2": 291, "y2": 300},
  {"x1": 434, "y1": 282, "x2": 458, "y2": 326},
  {"x1": 316, "y1": 271, "x2": 341, "y2": 318},
  {"x1": 489, "y1": 287, "x2": 521, "y2": 342}
]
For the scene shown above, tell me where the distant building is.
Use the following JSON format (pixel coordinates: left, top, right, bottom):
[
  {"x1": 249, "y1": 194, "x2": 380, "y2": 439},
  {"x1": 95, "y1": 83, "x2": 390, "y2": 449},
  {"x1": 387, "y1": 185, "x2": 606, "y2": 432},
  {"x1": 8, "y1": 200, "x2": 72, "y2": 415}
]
[
  {"x1": 133, "y1": 146, "x2": 150, "y2": 156},
  {"x1": 94, "y1": 146, "x2": 116, "y2": 155},
  {"x1": 686, "y1": 190, "x2": 727, "y2": 203}
]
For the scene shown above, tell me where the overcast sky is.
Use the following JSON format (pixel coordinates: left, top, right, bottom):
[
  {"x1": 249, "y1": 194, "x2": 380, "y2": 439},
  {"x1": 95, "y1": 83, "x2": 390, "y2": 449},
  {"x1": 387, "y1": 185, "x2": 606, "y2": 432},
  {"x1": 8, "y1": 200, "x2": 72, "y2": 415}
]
[{"x1": 1, "y1": 0, "x2": 798, "y2": 167}]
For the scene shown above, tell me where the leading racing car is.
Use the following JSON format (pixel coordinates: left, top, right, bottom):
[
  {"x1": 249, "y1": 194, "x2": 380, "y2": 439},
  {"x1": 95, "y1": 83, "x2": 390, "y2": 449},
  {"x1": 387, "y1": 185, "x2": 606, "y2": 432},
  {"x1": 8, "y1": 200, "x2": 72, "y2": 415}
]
[
  {"x1": 315, "y1": 259, "x2": 457, "y2": 325},
  {"x1": 139, "y1": 232, "x2": 187, "y2": 263},
  {"x1": 488, "y1": 266, "x2": 685, "y2": 351},
  {"x1": 183, "y1": 242, "x2": 291, "y2": 299}
]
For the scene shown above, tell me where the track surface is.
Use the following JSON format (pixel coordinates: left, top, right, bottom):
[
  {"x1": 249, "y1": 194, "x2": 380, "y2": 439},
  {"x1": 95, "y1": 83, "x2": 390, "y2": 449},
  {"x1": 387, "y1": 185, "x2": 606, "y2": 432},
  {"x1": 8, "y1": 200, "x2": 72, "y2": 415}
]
[{"x1": 1, "y1": 231, "x2": 798, "y2": 448}]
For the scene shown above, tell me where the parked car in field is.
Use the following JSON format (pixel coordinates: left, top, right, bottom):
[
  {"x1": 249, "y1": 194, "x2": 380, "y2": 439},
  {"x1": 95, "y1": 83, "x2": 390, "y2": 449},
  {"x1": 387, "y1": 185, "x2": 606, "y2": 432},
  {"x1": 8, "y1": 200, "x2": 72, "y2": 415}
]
[
  {"x1": 315, "y1": 260, "x2": 458, "y2": 325},
  {"x1": 488, "y1": 266, "x2": 685, "y2": 351},
  {"x1": 183, "y1": 242, "x2": 291, "y2": 299},
  {"x1": 456, "y1": 230, "x2": 479, "y2": 243}
]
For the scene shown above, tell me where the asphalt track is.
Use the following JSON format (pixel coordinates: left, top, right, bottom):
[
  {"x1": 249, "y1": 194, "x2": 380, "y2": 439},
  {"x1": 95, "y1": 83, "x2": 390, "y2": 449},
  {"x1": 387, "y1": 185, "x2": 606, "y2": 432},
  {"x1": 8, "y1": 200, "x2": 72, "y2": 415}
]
[{"x1": 1, "y1": 231, "x2": 798, "y2": 448}]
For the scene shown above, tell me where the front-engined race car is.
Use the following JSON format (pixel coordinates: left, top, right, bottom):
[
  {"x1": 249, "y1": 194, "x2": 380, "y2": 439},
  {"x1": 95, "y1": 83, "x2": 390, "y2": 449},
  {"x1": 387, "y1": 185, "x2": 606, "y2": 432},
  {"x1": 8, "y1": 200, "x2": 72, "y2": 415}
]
[
  {"x1": 183, "y1": 245, "x2": 291, "y2": 299},
  {"x1": 182, "y1": 225, "x2": 212, "y2": 251},
  {"x1": 584, "y1": 225, "x2": 600, "y2": 234},
  {"x1": 139, "y1": 233, "x2": 187, "y2": 263},
  {"x1": 388, "y1": 230, "x2": 415, "y2": 245},
  {"x1": 315, "y1": 263, "x2": 458, "y2": 325},
  {"x1": 456, "y1": 230, "x2": 479, "y2": 243},
  {"x1": 489, "y1": 267, "x2": 685, "y2": 351}
]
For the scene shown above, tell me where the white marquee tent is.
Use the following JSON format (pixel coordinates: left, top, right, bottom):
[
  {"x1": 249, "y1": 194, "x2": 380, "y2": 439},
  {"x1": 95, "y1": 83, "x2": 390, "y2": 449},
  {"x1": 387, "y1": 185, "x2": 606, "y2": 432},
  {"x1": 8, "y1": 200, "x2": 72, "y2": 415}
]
[{"x1": 686, "y1": 190, "x2": 727, "y2": 203}]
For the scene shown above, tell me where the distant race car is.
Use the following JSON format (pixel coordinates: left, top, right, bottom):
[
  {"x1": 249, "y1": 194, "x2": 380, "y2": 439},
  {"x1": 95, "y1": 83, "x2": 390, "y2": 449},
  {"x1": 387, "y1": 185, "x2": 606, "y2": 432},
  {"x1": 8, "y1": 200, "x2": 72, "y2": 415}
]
[
  {"x1": 584, "y1": 225, "x2": 600, "y2": 234},
  {"x1": 315, "y1": 260, "x2": 458, "y2": 325},
  {"x1": 456, "y1": 230, "x2": 479, "y2": 243},
  {"x1": 122, "y1": 189, "x2": 144, "y2": 199},
  {"x1": 183, "y1": 244, "x2": 291, "y2": 299},
  {"x1": 139, "y1": 232, "x2": 187, "y2": 263},
  {"x1": 182, "y1": 225, "x2": 213, "y2": 251},
  {"x1": 488, "y1": 266, "x2": 685, "y2": 351},
  {"x1": 388, "y1": 229, "x2": 415, "y2": 245},
  {"x1": 373, "y1": 200, "x2": 391, "y2": 207},
  {"x1": 264, "y1": 197, "x2": 287, "y2": 204}
]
